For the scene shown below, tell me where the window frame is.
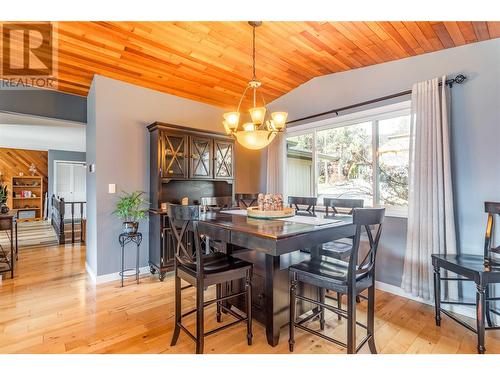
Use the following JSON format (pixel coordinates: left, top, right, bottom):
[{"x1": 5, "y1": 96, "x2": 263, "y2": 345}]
[{"x1": 284, "y1": 100, "x2": 411, "y2": 218}]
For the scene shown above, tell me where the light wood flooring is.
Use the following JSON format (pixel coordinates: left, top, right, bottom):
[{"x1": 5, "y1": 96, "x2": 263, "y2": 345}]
[
  {"x1": 0, "y1": 221, "x2": 58, "y2": 249},
  {"x1": 0, "y1": 243, "x2": 499, "y2": 354}
]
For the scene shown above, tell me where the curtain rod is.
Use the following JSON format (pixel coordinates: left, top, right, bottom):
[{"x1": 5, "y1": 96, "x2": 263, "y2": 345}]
[{"x1": 286, "y1": 74, "x2": 467, "y2": 125}]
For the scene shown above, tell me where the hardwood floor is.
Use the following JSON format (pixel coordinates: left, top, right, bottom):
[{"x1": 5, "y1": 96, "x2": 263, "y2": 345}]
[
  {"x1": 0, "y1": 221, "x2": 58, "y2": 249},
  {"x1": 0, "y1": 243, "x2": 499, "y2": 354}
]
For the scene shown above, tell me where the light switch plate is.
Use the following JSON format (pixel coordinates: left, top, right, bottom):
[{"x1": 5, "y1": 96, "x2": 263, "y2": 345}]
[{"x1": 108, "y1": 184, "x2": 116, "y2": 194}]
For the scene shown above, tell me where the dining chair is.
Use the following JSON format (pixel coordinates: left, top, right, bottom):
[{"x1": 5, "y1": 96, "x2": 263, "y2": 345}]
[
  {"x1": 200, "y1": 196, "x2": 233, "y2": 212},
  {"x1": 432, "y1": 201, "x2": 500, "y2": 354},
  {"x1": 168, "y1": 204, "x2": 253, "y2": 354},
  {"x1": 322, "y1": 198, "x2": 365, "y2": 316},
  {"x1": 288, "y1": 196, "x2": 317, "y2": 215},
  {"x1": 200, "y1": 196, "x2": 233, "y2": 253},
  {"x1": 288, "y1": 207, "x2": 385, "y2": 354},
  {"x1": 322, "y1": 197, "x2": 365, "y2": 260},
  {"x1": 235, "y1": 193, "x2": 259, "y2": 208}
]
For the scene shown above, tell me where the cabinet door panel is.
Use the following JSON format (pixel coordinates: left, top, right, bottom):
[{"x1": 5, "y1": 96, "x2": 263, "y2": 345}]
[
  {"x1": 189, "y1": 136, "x2": 213, "y2": 179},
  {"x1": 161, "y1": 132, "x2": 188, "y2": 178},
  {"x1": 162, "y1": 228, "x2": 175, "y2": 266},
  {"x1": 214, "y1": 140, "x2": 234, "y2": 179}
]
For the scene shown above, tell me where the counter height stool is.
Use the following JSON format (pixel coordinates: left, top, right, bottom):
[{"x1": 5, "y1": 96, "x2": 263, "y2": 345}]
[
  {"x1": 322, "y1": 198, "x2": 365, "y2": 316},
  {"x1": 200, "y1": 196, "x2": 233, "y2": 212},
  {"x1": 288, "y1": 208, "x2": 385, "y2": 354},
  {"x1": 432, "y1": 201, "x2": 500, "y2": 354},
  {"x1": 288, "y1": 196, "x2": 317, "y2": 215},
  {"x1": 322, "y1": 198, "x2": 364, "y2": 260},
  {"x1": 199, "y1": 196, "x2": 233, "y2": 254},
  {"x1": 168, "y1": 204, "x2": 253, "y2": 354},
  {"x1": 235, "y1": 193, "x2": 259, "y2": 208}
]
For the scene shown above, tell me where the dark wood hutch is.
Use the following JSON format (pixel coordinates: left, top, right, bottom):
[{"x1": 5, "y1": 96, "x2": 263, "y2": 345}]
[{"x1": 147, "y1": 122, "x2": 235, "y2": 280}]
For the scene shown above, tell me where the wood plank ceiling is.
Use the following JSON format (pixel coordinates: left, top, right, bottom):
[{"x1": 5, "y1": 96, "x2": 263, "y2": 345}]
[{"x1": 3, "y1": 21, "x2": 500, "y2": 108}]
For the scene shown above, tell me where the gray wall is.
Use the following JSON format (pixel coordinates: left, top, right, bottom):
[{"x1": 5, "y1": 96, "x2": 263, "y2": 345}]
[
  {"x1": 48, "y1": 149, "x2": 86, "y2": 202},
  {"x1": 265, "y1": 38, "x2": 500, "y2": 288},
  {"x1": 87, "y1": 75, "x2": 226, "y2": 276},
  {"x1": 0, "y1": 88, "x2": 87, "y2": 123},
  {"x1": 86, "y1": 82, "x2": 98, "y2": 274}
]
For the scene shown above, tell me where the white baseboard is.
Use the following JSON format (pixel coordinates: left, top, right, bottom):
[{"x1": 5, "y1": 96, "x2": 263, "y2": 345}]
[
  {"x1": 96, "y1": 266, "x2": 150, "y2": 284},
  {"x1": 85, "y1": 261, "x2": 96, "y2": 284},
  {"x1": 375, "y1": 280, "x2": 475, "y2": 319}
]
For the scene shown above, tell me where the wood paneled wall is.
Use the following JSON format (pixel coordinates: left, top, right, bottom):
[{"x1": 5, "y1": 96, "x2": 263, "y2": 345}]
[{"x1": 0, "y1": 148, "x2": 48, "y2": 212}]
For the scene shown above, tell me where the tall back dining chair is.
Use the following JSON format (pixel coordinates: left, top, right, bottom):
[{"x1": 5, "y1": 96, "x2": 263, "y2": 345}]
[
  {"x1": 289, "y1": 207, "x2": 385, "y2": 354},
  {"x1": 200, "y1": 196, "x2": 233, "y2": 211},
  {"x1": 432, "y1": 201, "x2": 500, "y2": 354},
  {"x1": 322, "y1": 198, "x2": 365, "y2": 314},
  {"x1": 484, "y1": 201, "x2": 500, "y2": 267},
  {"x1": 322, "y1": 197, "x2": 364, "y2": 259},
  {"x1": 235, "y1": 193, "x2": 259, "y2": 208},
  {"x1": 324, "y1": 197, "x2": 365, "y2": 217},
  {"x1": 168, "y1": 204, "x2": 253, "y2": 354},
  {"x1": 199, "y1": 196, "x2": 233, "y2": 253},
  {"x1": 288, "y1": 196, "x2": 317, "y2": 215}
]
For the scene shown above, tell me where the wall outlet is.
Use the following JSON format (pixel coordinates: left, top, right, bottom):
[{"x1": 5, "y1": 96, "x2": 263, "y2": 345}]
[{"x1": 108, "y1": 184, "x2": 116, "y2": 194}]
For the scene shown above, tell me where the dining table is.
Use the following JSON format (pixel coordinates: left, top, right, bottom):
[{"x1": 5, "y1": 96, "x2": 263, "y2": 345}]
[{"x1": 197, "y1": 209, "x2": 356, "y2": 347}]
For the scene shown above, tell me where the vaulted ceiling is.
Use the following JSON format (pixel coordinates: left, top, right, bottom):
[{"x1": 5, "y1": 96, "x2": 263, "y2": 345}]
[{"x1": 4, "y1": 21, "x2": 500, "y2": 108}]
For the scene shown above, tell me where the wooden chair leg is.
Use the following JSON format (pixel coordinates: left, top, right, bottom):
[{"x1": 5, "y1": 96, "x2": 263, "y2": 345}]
[
  {"x1": 246, "y1": 272, "x2": 253, "y2": 345},
  {"x1": 367, "y1": 285, "x2": 377, "y2": 354},
  {"x1": 485, "y1": 284, "x2": 493, "y2": 327},
  {"x1": 216, "y1": 283, "x2": 222, "y2": 323},
  {"x1": 319, "y1": 287, "x2": 325, "y2": 330},
  {"x1": 346, "y1": 290, "x2": 356, "y2": 354},
  {"x1": 337, "y1": 292, "x2": 342, "y2": 320},
  {"x1": 170, "y1": 274, "x2": 181, "y2": 346},
  {"x1": 196, "y1": 282, "x2": 205, "y2": 354},
  {"x1": 433, "y1": 265, "x2": 441, "y2": 327},
  {"x1": 289, "y1": 276, "x2": 297, "y2": 352},
  {"x1": 476, "y1": 284, "x2": 486, "y2": 354}
]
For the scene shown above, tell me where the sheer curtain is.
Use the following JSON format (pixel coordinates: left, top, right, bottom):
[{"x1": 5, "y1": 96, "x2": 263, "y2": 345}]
[
  {"x1": 401, "y1": 76, "x2": 457, "y2": 300},
  {"x1": 266, "y1": 132, "x2": 285, "y2": 194}
]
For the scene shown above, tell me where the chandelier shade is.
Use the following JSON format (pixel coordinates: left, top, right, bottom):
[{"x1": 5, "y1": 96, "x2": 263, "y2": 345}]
[
  {"x1": 222, "y1": 22, "x2": 287, "y2": 150},
  {"x1": 234, "y1": 130, "x2": 277, "y2": 150},
  {"x1": 249, "y1": 106, "x2": 267, "y2": 125}
]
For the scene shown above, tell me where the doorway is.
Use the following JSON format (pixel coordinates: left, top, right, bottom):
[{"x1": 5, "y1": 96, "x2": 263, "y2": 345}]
[{"x1": 53, "y1": 160, "x2": 86, "y2": 219}]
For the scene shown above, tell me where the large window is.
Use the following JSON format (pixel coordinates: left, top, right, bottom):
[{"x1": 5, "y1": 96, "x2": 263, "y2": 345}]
[{"x1": 285, "y1": 102, "x2": 410, "y2": 215}]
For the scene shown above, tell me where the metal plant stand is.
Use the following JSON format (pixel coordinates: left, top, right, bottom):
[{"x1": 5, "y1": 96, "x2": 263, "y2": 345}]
[{"x1": 118, "y1": 232, "x2": 142, "y2": 287}]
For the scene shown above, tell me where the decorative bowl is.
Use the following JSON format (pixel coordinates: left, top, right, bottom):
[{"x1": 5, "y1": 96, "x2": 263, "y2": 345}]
[{"x1": 246, "y1": 206, "x2": 295, "y2": 219}]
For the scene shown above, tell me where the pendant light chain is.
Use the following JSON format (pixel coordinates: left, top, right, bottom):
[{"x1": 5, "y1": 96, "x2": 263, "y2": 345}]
[
  {"x1": 252, "y1": 24, "x2": 257, "y2": 107},
  {"x1": 222, "y1": 21, "x2": 288, "y2": 150},
  {"x1": 252, "y1": 25, "x2": 256, "y2": 80}
]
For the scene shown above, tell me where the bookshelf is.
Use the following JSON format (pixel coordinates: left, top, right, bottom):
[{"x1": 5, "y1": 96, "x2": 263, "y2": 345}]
[{"x1": 11, "y1": 176, "x2": 43, "y2": 221}]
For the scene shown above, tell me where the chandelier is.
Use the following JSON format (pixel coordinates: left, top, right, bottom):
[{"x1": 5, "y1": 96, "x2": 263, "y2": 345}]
[{"x1": 222, "y1": 21, "x2": 288, "y2": 150}]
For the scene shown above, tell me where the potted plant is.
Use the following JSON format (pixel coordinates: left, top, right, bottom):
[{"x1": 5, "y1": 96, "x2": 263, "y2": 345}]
[
  {"x1": 113, "y1": 191, "x2": 149, "y2": 234},
  {"x1": 0, "y1": 183, "x2": 9, "y2": 214}
]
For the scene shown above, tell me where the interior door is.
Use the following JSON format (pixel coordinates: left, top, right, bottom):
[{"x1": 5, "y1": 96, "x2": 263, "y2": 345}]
[
  {"x1": 54, "y1": 161, "x2": 86, "y2": 219},
  {"x1": 189, "y1": 136, "x2": 213, "y2": 179},
  {"x1": 214, "y1": 140, "x2": 234, "y2": 179}
]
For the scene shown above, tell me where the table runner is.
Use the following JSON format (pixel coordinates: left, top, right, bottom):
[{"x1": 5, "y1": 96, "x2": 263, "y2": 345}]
[{"x1": 221, "y1": 209, "x2": 341, "y2": 226}]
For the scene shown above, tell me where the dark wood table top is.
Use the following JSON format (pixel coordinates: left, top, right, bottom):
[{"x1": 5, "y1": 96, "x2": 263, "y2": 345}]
[
  {"x1": 198, "y1": 210, "x2": 356, "y2": 256},
  {"x1": 200, "y1": 211, "x2": 352, "y2": 239}
]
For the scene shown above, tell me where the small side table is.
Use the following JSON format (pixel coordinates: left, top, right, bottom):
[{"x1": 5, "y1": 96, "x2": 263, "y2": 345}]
[
  {"x1": 118, "y1": 232, "x2": 142, "y2": 287},
  {"x1": 0, "y1": 210, "x2": 18, "y2": 279}
]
